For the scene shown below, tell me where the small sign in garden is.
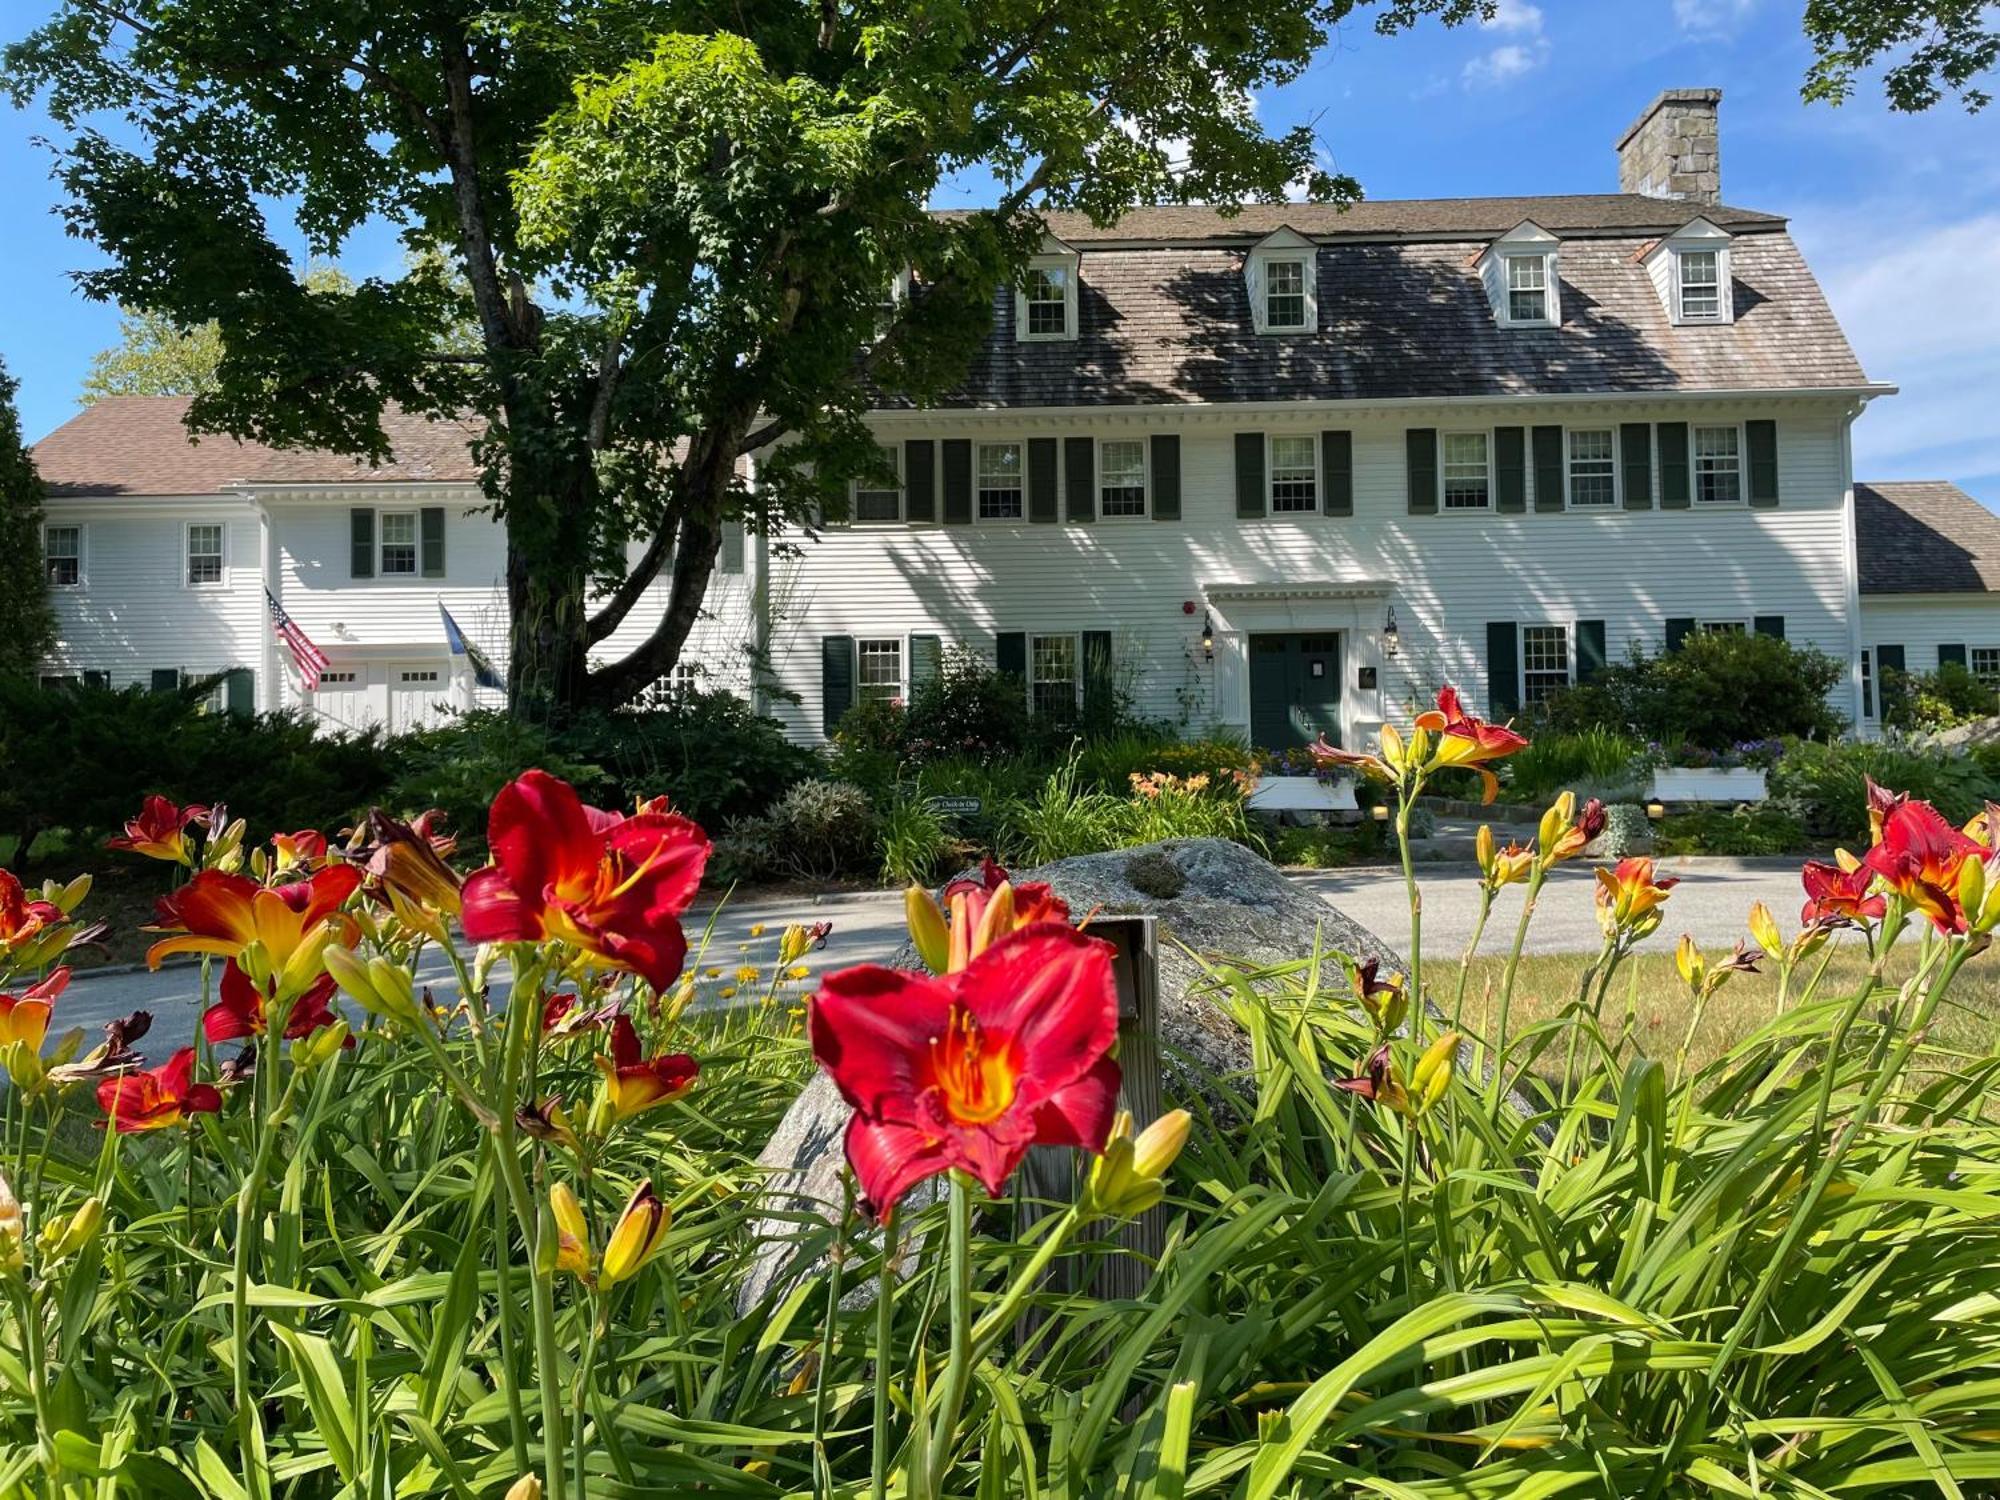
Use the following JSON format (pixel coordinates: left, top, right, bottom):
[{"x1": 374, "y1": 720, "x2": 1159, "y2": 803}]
[{"x1": 928, "y1": 795, "x2": 983, "y2": 819}]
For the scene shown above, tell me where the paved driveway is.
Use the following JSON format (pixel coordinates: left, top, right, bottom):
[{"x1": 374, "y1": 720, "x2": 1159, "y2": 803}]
[{"x1": 45, "y1": 858, "x2": 1808, "y2": 1043}]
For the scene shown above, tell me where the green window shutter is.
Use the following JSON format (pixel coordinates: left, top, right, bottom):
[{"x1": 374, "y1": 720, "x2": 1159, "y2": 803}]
[
  {"x1": 1754, "y1": 615, "x2": 1786, "y2": 640},
  {"x1": 720, "y1": 520, "x2": 745, "y2": 574},
  {"x1": 1746, "y1": 419, "x2": 1779, "y2": 507},
  {"x1": 150, "y1": 668, "x2": 181, "y2": 693},
  {"x1": 1486, "y1": 623, "x2": 1520, "y2": 719},
  {"x1": 1494, "y1": 426, "x2": 1527, "y2": 513},
  {"x1": 349, "y1": 509, "x2": 375, "y2": 579},
  {"x1": 1665, "y1": 617, "x2": 1695, "y2": 652},
  {"x1": 1939, "y1": 643, "x2": 1968, "y2": 668},
  {"x1": 941, "y1": 439, "x2": 973, "y2": 525},
  {"x1": 1406, "y1": 429, "x2": 1438, "y2": 514},
  {"x1": 1027, "y1": 437, "x2": 1060, "y2": 524},
  {"x1": 1658, "y1": 422, "x2": 1691, "y2": 509},
  {"x1": 1081, "y1": 630, "x2": 1114, "y2": 721},
  {"x1": 420, "y1": 506, "x2": 446, "y2": 578},
  {"x1": 904, "y1": 440, "x2": 935, "y2": 523},
  {"x1": 1575, "y1": 620, "x2": 1607, "y2": 683},
  {"x1": 820, "y1": 636, "x2": 855, "y2": 736},
  {"x1": 1876, "y1": 643, "x2": 1905, "y2": 675},
  {"x1": 1150, "y1": 435, "x2": 1181, "y2": 521},
  {"x1": 1064, "y1": 436, "x2": 1095, "y2": 523},
  {"x1": 910, "y1": 633, "x2": 942, "y2": 690},
  {"x1": 1321, "y1": 430, "x2": 1353, "y2": 516},
  {"x1": 1532, "y1": 425, "x2": 1565, "y2": 512},
  {"x1": 995, "y1": 631, "x2": 1028, "y2": 686},
  {"x1": 225, "y1": 667, "x2": 255, "y2": 717},
  {"x1": 1234, "y1": 433, "x2": 1265, "y2": 519},
  {"x1": 1620, "y1": 423, "x2": 1653, "y2": 510}
]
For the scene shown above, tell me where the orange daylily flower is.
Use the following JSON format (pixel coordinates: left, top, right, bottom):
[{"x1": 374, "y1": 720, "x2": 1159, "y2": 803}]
[
  {"x1": 95, "y1": 1047, "x2": 223, "y2": 1133},
  {"x1": 105, "y1": 796, "x2": 210, "y2": 865},
  {"x1": 1594, "y1": 857, "x2": 1679, "y2": 942},
  {"x1": 147, "y1": 865, "x2": 361, "y2": 994},
  {"x1": 593, "y1": 1014, "x2": 699, "y2": 1120},
  {"x1": 0, "y1": 968, "x2": 68, "y2": 1053},
  {"x1": 1863, "y1": 794, "x2": 1983, "y2": 934},
  {"x1": 1416, "y1": 686, "x2": 1529, "y2": 803},
  {"x1": 1801, "y1": 849, "x2": 1887, "y2": 928}
]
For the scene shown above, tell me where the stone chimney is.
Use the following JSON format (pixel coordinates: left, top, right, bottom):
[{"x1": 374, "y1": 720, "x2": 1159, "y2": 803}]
[{"x1": 1616, "y1": 88, "x2": 1722, "y2": 205}]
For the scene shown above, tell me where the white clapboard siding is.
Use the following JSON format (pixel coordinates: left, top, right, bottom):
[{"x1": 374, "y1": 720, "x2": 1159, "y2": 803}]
[{"x1": 1859, "y1": 595, "x2": 2000, "y2": 722}]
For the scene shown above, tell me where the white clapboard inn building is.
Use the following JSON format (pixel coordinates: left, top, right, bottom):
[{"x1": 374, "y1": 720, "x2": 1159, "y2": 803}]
[{"x1": 29, "y1": 89, "x2": 2000, "y2": 748}]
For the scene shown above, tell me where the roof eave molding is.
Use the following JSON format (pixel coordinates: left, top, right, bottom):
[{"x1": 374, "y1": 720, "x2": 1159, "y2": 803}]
[{"x1": 1248, "y1": 225, "x2": 1316, "y2": 252}]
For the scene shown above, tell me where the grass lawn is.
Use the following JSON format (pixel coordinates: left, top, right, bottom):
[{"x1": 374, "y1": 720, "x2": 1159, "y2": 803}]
[{"x1": 1427, "y1": 940, "x2": 2000, "y2": 1077}]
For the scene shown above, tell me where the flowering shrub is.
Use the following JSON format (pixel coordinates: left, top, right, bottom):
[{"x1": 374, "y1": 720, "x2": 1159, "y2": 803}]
[{"x1": 0, "y1": 704, "x2": 1994, "y2": 1497}]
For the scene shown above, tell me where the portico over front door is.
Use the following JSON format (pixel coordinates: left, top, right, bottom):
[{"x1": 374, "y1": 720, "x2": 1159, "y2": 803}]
[{"x1": 1248, "y1": 632, "x2": 1342, "y2": 750}]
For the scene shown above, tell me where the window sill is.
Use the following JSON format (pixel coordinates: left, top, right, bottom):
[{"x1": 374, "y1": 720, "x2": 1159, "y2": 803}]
[{"x1": 1015, "y1": 332, "x2": 1077, "y2": 344}]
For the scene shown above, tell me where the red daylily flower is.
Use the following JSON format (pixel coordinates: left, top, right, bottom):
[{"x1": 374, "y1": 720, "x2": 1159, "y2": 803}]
[
  {"x1": 593, "y1": 1013, "x2": 699, "y2": 1119},
  {"x1": 202, "y1": 961, "x2": 349, "y2": 1046},
  {"x1": 809, "y1": 924, "x2": 1120, "y2": 1215},
  {"x1": 0, "y1": 870, "x2": 64, "y2": 956},
  {"x1": 0, "y1": 968, "x2": 68, "y2": 1052},
  {"x1": 147, "y1": 864, "x2": 362, "y2": 976},
  {"x1": 105, "y1": 796, "x2": 210, "y2": 864},
  {"x1": 96, "y1": 1047, "x2": 223, "y2": 1132},
  {"x1": 270, "y1": 829, "x2": 328, "y2": 870},
  {"x1": 1801, "y1": 852, "x2": 1887, "y2": 928},
  {"x1": 460, "y1": 770, "x2": 710, "y2": 991},
  {"x1": 1863, "y1": 796, "x2": 1983, "y2": 934},
  {"x1": 944, "y1": 858, "x2": 1069, "y2": 930},
  {"x1": 1418, "y1": 685, "x2": 1530, "y2": 803}
]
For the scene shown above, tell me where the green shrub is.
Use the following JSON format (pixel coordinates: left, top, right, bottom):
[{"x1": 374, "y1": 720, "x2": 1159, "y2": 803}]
[
  {"x1": 1769, "y1": 737, "x2": 2000, "y2": 842},
  {"x1": 877, "y1": 794, "x2": 957, "y2": 887},
  {"x1": 1001, "y1": 752, "x2": 1127, "y2": 865},
  {"x1": 1595, "y1": 802, "x2": 1653, "y2": 859},
  {"x1": 1121, "y1": 770, "x2": 1262, "y2": 851},
  {"x1": 899, "y1": 646, "x2": 1035, "y2": 765},
  {"x1": 722, "y1": 776, "x2": 878, "y2": 882},
  {"x1": 1533, "y1": 632, "x2": 1848, "y2": 748},
  {"x1": 1654, "y1": 804, "x2": 1808, "y2": 856},
  {"x1": 1072, "y1": 728, "x2": 1252, "y2": 791},
  {"x1": 1268, "y1": 822, "x2": 1385, "y2": 867},
  {"x1": 1501, "y1": 726, "x2": 1646, "y2": 802},
  {"x1": 1880, "y1": 661, "x2": 1998, "y2": 733},
  {"x1": 377, "y1": 711, "x2": 610, "y2": 850}
]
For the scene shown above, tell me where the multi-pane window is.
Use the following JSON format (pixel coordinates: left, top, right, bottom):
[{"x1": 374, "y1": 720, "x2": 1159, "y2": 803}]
[
  {"x1": 1269, "y1": 436, "x2": 1318, "y2": 513},
  {"x1": 1699, "y1": 620, "x2": 1747, "y2": 636},
  {"x1": 1264, "y1": 259, "x2": 1308, "y2": 330},
  {"x1": 186, "y1": 524, "x2": 224, "y2": 587},
  {"x1": 44, "y1": 525, "x2": 80, "y2": 587},
  {"x1": 977, "y1": 443, "x2": 1024, "y2": 520},
  {"x1": 380, "y1": 511, "x2": 419, "y2": 574},
  {"x1": 1506, "y1": 255, "x2": 1549, "y2": 322},
  {"x1": 857, "y1": 639, "x2": 904, "y2": 705},
  {"x1": 669, "y1": 662, "x2": 703, "y2": 699},
  {"x1": 1678, "y1": 250, "x2": 1722, "y2": 320},
  {"x1": 1099, "y1": 440, "x2": 1147, "y2": 517},
  {"x1": 1442, "y1": 432, "x2": 1491, "y2": 510},
  {"x1": 854, "y1": 446, "x2": 902, "y2": 523},
  {"x1": 1693, "y1": 426, "x2": 1742, "y2": 504},
  {"x1": 1030, "y1": 634, "x2": 1078, "y2": 716},
  {"x1": 1566, "y1": 429, "x2": 1616, "y2": 508},
  {"x1": 1971, "y1": 648, "x2": 2000, "y2": 690},
  {"x1": 1860, "y1": 649, "x2": 1874, "y2": 719},
  {"x1": 1025, "y1": 266, "x2": 1069, "y2": 337},
  {"x1": 1521, "y1": 625, "x2": 1570, "y2": 707}
]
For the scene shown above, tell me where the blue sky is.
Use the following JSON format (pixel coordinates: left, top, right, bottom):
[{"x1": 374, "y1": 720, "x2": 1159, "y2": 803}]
[{"x1": 3, "y1": 0, "x2": 1995, "y2": 504}]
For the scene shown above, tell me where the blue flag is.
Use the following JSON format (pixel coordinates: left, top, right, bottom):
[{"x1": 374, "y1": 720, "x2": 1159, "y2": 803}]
[{"x1": 439, "y1": 603, "x2": 505, "y2": 691}]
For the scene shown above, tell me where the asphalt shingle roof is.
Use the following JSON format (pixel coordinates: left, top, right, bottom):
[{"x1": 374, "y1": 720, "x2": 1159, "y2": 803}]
[{"x1": 1855, "y1": 482, "x2": 2000, "y2": 596}]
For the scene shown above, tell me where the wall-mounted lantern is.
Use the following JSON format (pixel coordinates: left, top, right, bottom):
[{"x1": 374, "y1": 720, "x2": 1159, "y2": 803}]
[
  {"x1": 1201, "y1": 612, "x2": 1215, "y2": 662},
  {"x1": 1381, "y1": 605, "x2": 1401, "y2": 659}
]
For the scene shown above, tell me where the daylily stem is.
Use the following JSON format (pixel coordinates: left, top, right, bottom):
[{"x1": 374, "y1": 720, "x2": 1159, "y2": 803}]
[
  {"x1": 922, "y1": 1173, "x2": 976, "y2": 1495},
  {"x1": 1450, "y1": 889, "x2": 1494, "y2": 1034},
  {"x1": 232, "y1": 1063, "x2": 307, "y2": 1500},
  {"x1": 871, "y1": 1208, "x2": 897, "y2": 1500},
  {"x1": 1491, "y1": 862, "x2": 1549, "y2": 1100},
  {"x1": 1395, "y1": 788, "x2": 1424, "y2": 1043}
]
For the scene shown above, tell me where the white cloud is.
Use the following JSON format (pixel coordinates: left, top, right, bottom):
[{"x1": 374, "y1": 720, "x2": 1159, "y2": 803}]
[
  {"x1": 1672, "y1": 0, "x2": 1757, "y2": 38},
  {"x1": 1462, "y1": 1, "x2": 1550, "y2": 88},
  {"x1": 1483, "y1": 0, "x2": 1545, "y2": 33}
]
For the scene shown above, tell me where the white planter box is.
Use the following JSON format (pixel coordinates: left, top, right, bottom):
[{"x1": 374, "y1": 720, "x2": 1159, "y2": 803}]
[
  {"x1": 1648, "y1": 767, "x2": 1768, "y2": 803},
  {"x1": 1249, "y1": 776, "x2": 1358, "y2": 813}
]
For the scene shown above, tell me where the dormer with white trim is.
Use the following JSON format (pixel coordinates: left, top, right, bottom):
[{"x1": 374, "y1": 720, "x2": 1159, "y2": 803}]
[
  {"x1": 1476, "y1": 220, "x2": 1561, "y2": 329},
  {"x1": 1245, "y1": 227, "x2": 1319, "y2": 335},
  {"x1": 1015, "y1": 235, "x2": 1080, "y2": 342},
  {"x1": 1643, "y1": 216, "x2": 1734, "y2": 326}
]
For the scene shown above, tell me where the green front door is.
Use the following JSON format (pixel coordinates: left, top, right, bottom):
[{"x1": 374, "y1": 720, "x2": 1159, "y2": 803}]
[{"x1": 1248, "y1": 632, "x2": 1343, "y2": 750}]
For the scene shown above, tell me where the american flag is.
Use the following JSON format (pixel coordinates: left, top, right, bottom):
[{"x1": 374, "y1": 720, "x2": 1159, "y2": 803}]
[{"x1": 265, "y1": 588, "x2": 331, "y2": 691}]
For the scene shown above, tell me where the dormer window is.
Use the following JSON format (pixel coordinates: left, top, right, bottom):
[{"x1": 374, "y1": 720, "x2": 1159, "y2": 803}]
[
  {"x1": 1479, "y1": 221, "x2": 1560, "y2": 329},
  {"x1": 1246, "y1": 228, "x2": 1319, "y2": 335},
  {"x1": 1677, "y1": 249, "x2": 1721, "y2": 321},
  {"x1": 1643, "y1": 217, "x2": 1734, "y2": 326},
  {"x1": 1015, "y1": 236, "x2": 1079, "y2": 343}
]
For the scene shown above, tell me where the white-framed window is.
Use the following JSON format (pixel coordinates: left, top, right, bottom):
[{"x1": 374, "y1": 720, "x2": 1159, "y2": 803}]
[
  {"x1": 185, "y1": 523, "x2": 225, "y2": 587},
  {"x1": 1264, "y1": 258, "x2": 1309, "y2": 331},
  {"x1": 1677, "y1": 249, "x2": 1723, "y2": 322},
  {"x1": 976, "y1": 442, "x2": 1024, "y2": 521},
  {"x1": 1017, "y1": 254, "x2": 1078, "y2": 341},
  {"x1": 315, "y1": 670, "x2": 360, "y2": 690},
  {"x1": 1970, "y1": 648, "x2": 2000, "y2": 690},
  {"x1": 380, "y1": 511, "x2": 419, "y2": 574},
  {"x1": 1521, "y1": 624, "x2": 1571, "y2": 707},
  {"x1": 1268, "y1": 435, "x2": 1318, "y2": 514},
  {"x1": 1029, "y1": 633, "x2": 1079, "y2": 716},
  {"x1": 1860, "y1": 648, "x2": 1874, "y2": 719},
  {"x1": 1442, "y1": 432, "x2": 1492, "y2": 510},
  {"x1": 669, "y1": 661, "x2": 704, "y2": 699},
  {"x1": 857, "y1": 638, "x2": 905, "y2": 705},
  {"x1": 43, "y1": 524, "x2": 81, "y2": 588},
  {"x1": 1566, "y1": 429, "x2": 1617, "y2": 508},
  {"x1": 1693, "y1": 426, "x2": 1742, "y2": 505},
  {"x1": 873, "y1": 266, "x2": 911, "y2": 333},
  {"x1": 853, "y1": 445, "x2": 902, "y2": 524},
  {"x1": 1698, "y1": 619, "x2": 1748, "y2": 635},
  {"x1": 1505, "y1": 254, "x2": 1550, "y2": 324},
  {"x1": 1098, "y1": 439, "x2": 1147, "y2": 518}
]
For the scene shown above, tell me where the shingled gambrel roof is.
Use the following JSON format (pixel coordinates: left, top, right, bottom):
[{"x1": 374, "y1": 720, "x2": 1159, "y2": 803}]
[
  {"x1": 916, "y1": 206, "x2": 1866, "y2": 409},
  {"x1": 1855, "y1": 482, "x2": 2000, "y2": 596}
]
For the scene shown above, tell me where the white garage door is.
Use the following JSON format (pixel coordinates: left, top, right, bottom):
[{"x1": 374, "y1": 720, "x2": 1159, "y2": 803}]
[
  {"x1": 308, "y1": 667, "x2": 382, "y2": 733},
  {"x1": 387, "y1": 664, "x2": 458, "y2": 732}
]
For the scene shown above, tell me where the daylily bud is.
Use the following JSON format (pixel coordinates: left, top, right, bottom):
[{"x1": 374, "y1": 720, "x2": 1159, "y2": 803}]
[
  {"x1": 0, "y1": 1174, "x2": 22, "y2": 1274},
  {"x1": 971, "y1": 881, "x2": 1017, "y2": 960},
  {"x1": 1379, "y1": 720, "x2": 1406, "y2": 775},
  {"x1": 1476, "y1": 824, "x2": 1495, "y2": 877},
  {"x1": 905, "y1": 886, "x2": 949, "y2": 975},
  {"x1": 505, "y1": 1478, "x2": 543, "y2": 1500},
  {"x1": 777, "y1": 924, "x2": 813, "y2": 967},
  {"x1": 324, "y1": 947, "x2": 423, "y2": 1025},
  {"x1": 36, "y1": 1196, "x2": 103, "y2": 1264},
  {"x1": 1675, "y1": 934, "x2": 1704, "y2": 994},
  {"x1": 293, "y1": 1019, "x2": 351, "y2": 1069},
  {"x1": 52, "y1": 874, "x2": 91, "y2": 915},
  {"x1": 1403, "y1": 721, "x2": 1431, "y2": 774},
  {"x1": 1085, "y1": 1109, "x2": 1189, "y2": 1219},
  {"x1": 599, "y1": 1180, "x2": 670, "y2": 1288},
  {"x1": 517, "y1": 1097, "x2": 582, "y2": 1155},
  {"x1": 1129, "y1": 1108, "x2": 1192, "y2": 1181},
  {"x1": 1957, "y1": 855, "x2": 1989, "y2": 933},
  {"x1": 1411, "y1": 1031, "x2": 1461, "y2": 1116},
  {"x1": 548, "y1": 1183, "x2": 593, "y2": 1280},
  {"x1": 1538, "y1": 792, "x2": 1577, "y2": 853}
]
